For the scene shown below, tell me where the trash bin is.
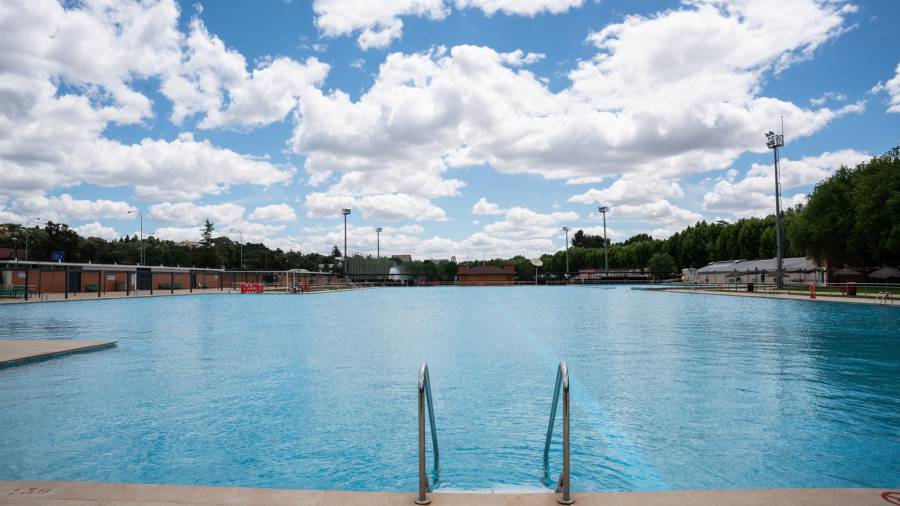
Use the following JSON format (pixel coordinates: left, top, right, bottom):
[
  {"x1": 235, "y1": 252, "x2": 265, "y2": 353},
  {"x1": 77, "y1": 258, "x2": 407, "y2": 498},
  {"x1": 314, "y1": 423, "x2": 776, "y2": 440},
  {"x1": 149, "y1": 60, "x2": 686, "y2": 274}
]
[
  {"x1": 747, "y1": 282, "x2": 754, "y2": 292},
  {"x1": 847, "y1": 282, "x2": 857, "y2": 296}
]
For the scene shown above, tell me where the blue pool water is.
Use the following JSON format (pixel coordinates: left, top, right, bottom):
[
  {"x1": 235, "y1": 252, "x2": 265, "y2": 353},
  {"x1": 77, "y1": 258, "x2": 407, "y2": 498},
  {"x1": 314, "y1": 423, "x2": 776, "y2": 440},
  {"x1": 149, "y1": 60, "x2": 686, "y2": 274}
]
[{"x1": 1, "y1": 287, "x2": 898, "y2": 492}]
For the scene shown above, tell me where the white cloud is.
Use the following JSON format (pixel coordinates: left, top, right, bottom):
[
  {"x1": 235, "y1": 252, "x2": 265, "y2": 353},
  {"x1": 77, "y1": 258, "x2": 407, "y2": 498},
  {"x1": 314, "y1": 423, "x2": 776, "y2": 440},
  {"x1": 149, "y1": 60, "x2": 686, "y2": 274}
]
[
  {"x1": 455, "y1": 0, "x2": 584, "y2": 16},
  {"x1": 809, "y1": 91, "x2": 847, "y2": 106},
  {"x1": 305, "y1": 192, "x2": 447, "y2": 221},
  {"x1": 161, "y1": 18, "x2": 329, "y2": 129},
  {"x1": 74, "y1": 221, "x2": 121, "y2": 241},
  {"x1": 149, "y1": 202, "x2": 246, "y2": 226},
  {"x1": 312, "y1": 0, "x2": 582, "y2": 50},
  {"x1": 499, "y1": 49, "x2": 546, "y2": 66},
  {"x1": 871, "y1": 62, "x2": 900, "y2": 113},
  {"x1": 702, "y1": 149, "x2": 871, "y2": 216},
  {"x1": 472, "y1": 197, "x2": 505, "y2": 215},
  {"x1": 249, "y1": 204, "x2": 298, "y2": 222},
  {"x1": 313, "y1": 0, "x2": 449, "y2": 50},
  {"x1": 607, "y1": 200, "x2": 702, "y2": 226},
  {"x1": 298, "y1": 206, "x2": 580, "y2": 259},
  {"x1": 294, "y1": 2, "x2": 858, "y2": 221},
  {"x1": 10, "y1": 194, "x2": 135, "y2": 222},
  {"x1": 568, "y1": 174, "x2": 684, "y2": 206},
  {"x1": 0, "y1": 1, "x2": 296, "y2": 201}
]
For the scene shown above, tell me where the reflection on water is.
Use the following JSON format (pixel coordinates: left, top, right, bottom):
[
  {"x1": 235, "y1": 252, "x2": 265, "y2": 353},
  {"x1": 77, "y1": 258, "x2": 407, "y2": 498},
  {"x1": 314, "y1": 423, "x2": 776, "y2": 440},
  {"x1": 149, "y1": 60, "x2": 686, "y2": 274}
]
[{"x1": 0, "y1": 288, "x2": 898, "y2": 491}]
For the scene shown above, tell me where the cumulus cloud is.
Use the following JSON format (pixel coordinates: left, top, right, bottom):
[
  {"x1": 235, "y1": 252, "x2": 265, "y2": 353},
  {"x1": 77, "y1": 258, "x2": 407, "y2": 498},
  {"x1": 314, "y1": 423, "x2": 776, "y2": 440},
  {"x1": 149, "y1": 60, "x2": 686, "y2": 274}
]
[
  {"x1": 702, "y1": 149, "x2": 871, "y2": 217},
  {"x1": 74, "y1": 222, "x2": 121, "y2": 241},
  {"x1": 298, "y1": 206, "x2": 579, "y2": 259},
  {"x1": 149, "y1": 202, "x2": 246, "y2": 226},
  {"x1": 472, "y1": 197, "x2": 505, "y2": 215},
  {"x1": 294, "y1": 1, "x2": 859, "y2": 221},
  {"x1": 161, "y1": 18, "x2": 329, "y2": 129},
  {"x1": 312, "y1": 0, "x2": 582, "y2": 49},
  {"x1": 0, "y1": 0, "x2": 296, "y2": 202},
  {"x1": 568, "y1": 174, "x2": 684, "y2": 206},
  {"x1": 249, "y1": 204, "x2": 298, "y2": 222},
  {"x1": 9, "y1": 194, "x2": 135, "y2": 222},
  {"x1": 305, "y1": 192, "x2": 447, "y2": 221},
  {"x1": 871, "y1": 62, "x2": 900, "y2": 113}
]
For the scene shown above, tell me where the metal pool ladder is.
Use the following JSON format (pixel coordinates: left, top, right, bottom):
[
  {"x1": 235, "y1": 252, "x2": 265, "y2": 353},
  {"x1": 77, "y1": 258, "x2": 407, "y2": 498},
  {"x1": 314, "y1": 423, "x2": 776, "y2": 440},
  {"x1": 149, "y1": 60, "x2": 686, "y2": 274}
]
[
  {"x1": 543, "y1": 361, "x2": 575, "y2": 504},
  {"x1": 416, "y1": 361, "x2": 440, "y2": 504}
]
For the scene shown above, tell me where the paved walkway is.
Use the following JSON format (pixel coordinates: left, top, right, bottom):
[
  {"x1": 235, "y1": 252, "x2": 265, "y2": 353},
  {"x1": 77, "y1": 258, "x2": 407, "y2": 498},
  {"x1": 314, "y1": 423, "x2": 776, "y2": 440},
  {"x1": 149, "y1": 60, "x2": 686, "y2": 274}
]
[
  {"x1": 0, "y1": 340, "x2": 116, "y2": 368},
  {"x1": 0, "y1": 481, "x2": 894, "y2": 506},
  {"x1": 662, "y1": 288, "x2": 898, "y2": 307}
]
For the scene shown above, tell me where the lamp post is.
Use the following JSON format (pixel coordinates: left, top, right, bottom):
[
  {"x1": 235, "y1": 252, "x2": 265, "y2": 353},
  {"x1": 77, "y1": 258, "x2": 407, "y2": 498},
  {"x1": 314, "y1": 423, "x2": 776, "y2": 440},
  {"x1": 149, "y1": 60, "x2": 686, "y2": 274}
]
[
  {"x1": 127, "y1": 210, "x2": 143, "y2": 265},
  {"x1": 229, "y1": 228, "x2": 243, "y2": 269},
  {"x1": 598, "y1": 205, "x2": 609, "y2": 275},
  {"x1": 765, "y1": 129, "x2": 785, "y2": 289},
  {"x1": 342, "y1": 208, "x2": 351, "y2": 278},
  {"x1": 24, "y1": 217, "x2": 44, "y2": 261},
  {"x1": 562, "y1": 226, "x2": 570, "y2": 279},
  {"x1": 376, "y1": 227, "x2": 382, "y2": 259}
]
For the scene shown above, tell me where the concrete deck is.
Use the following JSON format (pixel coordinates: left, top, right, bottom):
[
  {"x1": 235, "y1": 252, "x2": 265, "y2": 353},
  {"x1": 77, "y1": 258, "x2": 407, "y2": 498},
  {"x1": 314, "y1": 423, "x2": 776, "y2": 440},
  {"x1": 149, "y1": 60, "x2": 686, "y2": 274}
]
[
  {"x1": 0, "y1": 482, "x2": 895, "y2": 506},
  {"x1": 0, "y1": 288, "x2": 229, "y2": 304},
  {"x1": 662, "y1": 288, "x2": 898, "y2": 307},
  {"x1": 0, "y1": 339, "x2": 116, "y2": 368}
]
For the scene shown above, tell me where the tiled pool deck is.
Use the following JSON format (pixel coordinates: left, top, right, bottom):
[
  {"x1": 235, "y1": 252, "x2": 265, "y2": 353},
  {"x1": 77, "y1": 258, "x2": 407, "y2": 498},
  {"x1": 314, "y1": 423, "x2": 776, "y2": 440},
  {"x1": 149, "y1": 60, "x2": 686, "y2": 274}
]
[
  {"x1": 0, "y1": 339, "x2": 116, "y2": 368},
  {"x1": 0, "y1": 482, "x2": 894, "y2": 506}
]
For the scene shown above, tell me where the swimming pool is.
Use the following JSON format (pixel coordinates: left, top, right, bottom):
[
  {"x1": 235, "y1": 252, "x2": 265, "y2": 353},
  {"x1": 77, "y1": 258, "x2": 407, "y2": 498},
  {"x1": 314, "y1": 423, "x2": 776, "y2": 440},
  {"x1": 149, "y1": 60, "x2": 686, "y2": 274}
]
[{"x1": 1, "y1": 287, "x2": 898, "y2": 492}]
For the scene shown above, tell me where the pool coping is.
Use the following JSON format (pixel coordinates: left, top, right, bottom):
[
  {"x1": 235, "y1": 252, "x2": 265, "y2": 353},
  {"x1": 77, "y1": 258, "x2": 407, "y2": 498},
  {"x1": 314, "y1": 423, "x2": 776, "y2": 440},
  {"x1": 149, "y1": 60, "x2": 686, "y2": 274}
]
[
  {"x1": 0, "y1": 339, "x2": 117, "y2": 369},
  {"x1": 0, "y1": 481, "x2": 895, "y2": 505}
]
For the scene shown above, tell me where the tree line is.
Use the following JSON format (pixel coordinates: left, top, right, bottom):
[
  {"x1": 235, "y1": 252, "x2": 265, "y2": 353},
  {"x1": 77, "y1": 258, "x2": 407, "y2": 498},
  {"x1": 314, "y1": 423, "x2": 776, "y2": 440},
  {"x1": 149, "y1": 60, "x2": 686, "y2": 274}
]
[{"x1": 1, "y1": 147, "x2": 897, "y2": 277}]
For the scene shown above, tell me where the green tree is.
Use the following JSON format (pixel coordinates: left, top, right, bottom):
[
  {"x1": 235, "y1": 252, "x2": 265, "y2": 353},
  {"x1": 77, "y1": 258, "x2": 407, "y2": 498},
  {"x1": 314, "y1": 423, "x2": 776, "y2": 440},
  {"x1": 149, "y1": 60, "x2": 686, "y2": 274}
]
[{"x1": 647, "y1": 252, "x2": 676, "y2": 279}]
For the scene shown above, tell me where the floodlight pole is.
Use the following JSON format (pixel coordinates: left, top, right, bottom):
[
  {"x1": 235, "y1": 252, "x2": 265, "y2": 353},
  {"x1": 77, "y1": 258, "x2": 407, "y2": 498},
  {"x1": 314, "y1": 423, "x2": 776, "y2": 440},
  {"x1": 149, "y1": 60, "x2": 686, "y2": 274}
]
[
  {"x1": 562, "y1": 226, "x2": 570, "y2": 279},
  {"x1": 766, "y1": 129, "x2": 785, "y2": 289},
  {"x1": 376, "y1": 227, "x2": 382, "y2": 259},
  {"x1": 127, "y1": 210, "x2": 143, "y2": 265},
  {"x1": 24, "y1": 217, "x2": 43, "y2": 261},
  {"x1": 342, "y1": 208, "x2": 351, "y2": 278},
  {"x1": 598, "y1": 205, "x2": 609, "y2": 274}
]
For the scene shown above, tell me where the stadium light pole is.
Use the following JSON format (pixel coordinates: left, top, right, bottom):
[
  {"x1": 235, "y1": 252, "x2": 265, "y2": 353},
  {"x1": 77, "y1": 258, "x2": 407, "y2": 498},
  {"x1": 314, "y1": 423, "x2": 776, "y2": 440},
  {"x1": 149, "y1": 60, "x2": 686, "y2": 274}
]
[
  {"x1": 127, "y1": 210, "x2": 143, "y2": 265},
  {"x1": 376, "y1": 227, "x2": 382, "y2": 259},
  {"x1": 24, "y1": 217, "x2": 44, "y2": 261},
  {"x1": 342, "y1": 208, "x2": 351, "y2": 277},
  {"x1": 766, "y1": 129, "x2": 785, "y2": 289},
  {"x1": 229, "y1": 228, "x2": 243, "y2": 269},
  {"x1": 598, "y1": 205, "x2": 610, "y2": 275},
  {"x1": 562, "y1": 226, "x2": 570, "y2": 278}
]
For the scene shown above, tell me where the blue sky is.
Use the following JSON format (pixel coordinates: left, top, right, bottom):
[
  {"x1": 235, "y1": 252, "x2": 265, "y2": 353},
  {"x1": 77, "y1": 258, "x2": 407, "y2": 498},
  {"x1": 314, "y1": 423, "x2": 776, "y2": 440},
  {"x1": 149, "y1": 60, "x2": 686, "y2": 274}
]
[{"x1": 1, "y1": 0, "x2": 899, "y2": 260}]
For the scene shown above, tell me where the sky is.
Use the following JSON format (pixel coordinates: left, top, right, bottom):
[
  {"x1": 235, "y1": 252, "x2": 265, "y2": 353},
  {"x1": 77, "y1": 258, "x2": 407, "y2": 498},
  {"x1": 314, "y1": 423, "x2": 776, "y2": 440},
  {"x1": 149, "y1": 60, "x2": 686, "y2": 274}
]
[{"x1": 1, "y1": 0, "x2": 899, "y2": 261}]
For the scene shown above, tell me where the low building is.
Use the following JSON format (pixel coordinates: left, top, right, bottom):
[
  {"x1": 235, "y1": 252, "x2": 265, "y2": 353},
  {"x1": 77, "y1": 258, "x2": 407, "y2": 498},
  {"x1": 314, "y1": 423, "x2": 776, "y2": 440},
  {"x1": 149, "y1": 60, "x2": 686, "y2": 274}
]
[
  {"x1": 693, "y1": 257, "x2": 825, "y2": 285},
  {"x1": 577, "y1": 268, "x2": 652, "y2": 281},
  {"x1": 458, "y1": 264, "x2": 516, "y2": 286}
]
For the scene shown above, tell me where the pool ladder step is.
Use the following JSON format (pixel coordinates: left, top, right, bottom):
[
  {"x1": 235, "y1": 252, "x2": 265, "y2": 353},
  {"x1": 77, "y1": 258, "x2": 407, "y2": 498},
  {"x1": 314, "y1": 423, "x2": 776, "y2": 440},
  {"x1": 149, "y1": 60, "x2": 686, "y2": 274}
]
[{"x1": 414, "y1": 361, "x2": 574, "y2": 504}]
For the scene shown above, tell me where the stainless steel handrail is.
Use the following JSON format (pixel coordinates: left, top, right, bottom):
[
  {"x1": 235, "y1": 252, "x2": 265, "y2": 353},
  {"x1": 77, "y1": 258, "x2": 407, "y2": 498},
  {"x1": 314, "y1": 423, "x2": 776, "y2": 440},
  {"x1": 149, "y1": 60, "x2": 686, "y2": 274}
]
[
  {"x1": 543, "y1": 361, "x2": 574, "y2": 504},
  {"x1": 416, "y1": 361, "x2": 440, "y2": 504}
]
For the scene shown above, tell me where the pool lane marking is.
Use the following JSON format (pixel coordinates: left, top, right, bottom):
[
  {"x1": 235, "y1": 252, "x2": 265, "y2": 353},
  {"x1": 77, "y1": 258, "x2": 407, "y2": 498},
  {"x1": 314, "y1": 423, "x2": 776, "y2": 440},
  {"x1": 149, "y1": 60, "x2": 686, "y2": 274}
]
[{"x1": 483, "y1": 287, "x2": 669, "y2": 491}]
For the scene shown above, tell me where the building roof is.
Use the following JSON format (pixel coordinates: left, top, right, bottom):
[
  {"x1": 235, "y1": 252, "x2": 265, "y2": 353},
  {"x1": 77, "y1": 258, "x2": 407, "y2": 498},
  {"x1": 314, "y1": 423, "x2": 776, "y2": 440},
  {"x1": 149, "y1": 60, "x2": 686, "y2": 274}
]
[{"x1": 697, "y1": 257, "x2": 818, "y2": 274}]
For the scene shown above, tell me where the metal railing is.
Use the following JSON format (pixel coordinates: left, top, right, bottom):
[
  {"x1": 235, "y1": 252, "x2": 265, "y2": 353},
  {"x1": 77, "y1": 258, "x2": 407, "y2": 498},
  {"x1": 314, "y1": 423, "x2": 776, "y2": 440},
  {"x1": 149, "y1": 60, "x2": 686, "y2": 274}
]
[
  {"x1": 543, "y1": 361, "x2": 574, "y2": 504},
  {"x1": 416, "y1": 361, "x2": 440, "y2": 504}
]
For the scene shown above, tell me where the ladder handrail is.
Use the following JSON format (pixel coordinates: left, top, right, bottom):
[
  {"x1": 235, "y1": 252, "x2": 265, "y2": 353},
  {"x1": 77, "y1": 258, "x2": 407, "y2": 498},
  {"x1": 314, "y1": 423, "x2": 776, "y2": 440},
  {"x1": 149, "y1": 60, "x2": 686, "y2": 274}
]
[
  {"x1": 415, "y1": 361, "x2": 439, "y2": 505},
  {"x1": 543, "y1": 361, "x2": 574, "y2": 504}
]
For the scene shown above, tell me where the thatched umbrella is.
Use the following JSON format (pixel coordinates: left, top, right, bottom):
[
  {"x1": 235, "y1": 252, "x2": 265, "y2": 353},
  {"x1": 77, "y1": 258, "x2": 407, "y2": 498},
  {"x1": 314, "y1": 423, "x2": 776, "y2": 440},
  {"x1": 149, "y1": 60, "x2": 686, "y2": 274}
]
[{"x1": 868, "y1": 266, "x2": 900, "y2": 279}]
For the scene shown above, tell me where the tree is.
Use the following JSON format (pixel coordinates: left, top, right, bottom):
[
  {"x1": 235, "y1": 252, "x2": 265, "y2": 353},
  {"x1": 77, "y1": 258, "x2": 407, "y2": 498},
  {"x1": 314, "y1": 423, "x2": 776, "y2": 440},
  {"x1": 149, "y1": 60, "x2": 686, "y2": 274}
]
[
  {"x1": 331, "y1": 245, "x2": 342, "y2": 257},
  {"x1": 198, "y1": 219, "x2": 220, "y2": 268},
  {"x1": 647, "y1": 252, "x2": 676, "y2": 279}
]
